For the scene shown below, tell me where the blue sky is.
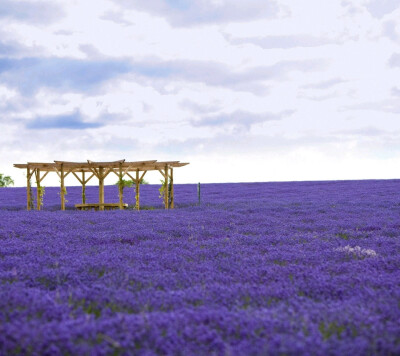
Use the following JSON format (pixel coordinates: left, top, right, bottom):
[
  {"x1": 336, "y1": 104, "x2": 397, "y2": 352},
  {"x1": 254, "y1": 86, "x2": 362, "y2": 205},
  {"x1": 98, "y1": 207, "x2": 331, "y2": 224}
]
[{"x1": 1, "y1": 0, "x2": 400, "y2": 186}]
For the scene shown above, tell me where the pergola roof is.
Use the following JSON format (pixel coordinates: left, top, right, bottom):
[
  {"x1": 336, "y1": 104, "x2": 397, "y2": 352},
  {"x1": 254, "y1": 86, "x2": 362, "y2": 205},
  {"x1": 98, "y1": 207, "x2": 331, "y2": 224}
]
[
  {"x1": 13, "y1": 159, "x2": 189, "y2": 172},
  {"x1": 14, "y1": 159, "x2": 189, "y2": 211}
]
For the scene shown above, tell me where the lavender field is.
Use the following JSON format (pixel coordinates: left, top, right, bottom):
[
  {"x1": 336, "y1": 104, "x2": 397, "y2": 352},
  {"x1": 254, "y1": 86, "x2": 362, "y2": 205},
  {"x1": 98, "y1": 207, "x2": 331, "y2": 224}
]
[{"x1": 1, "y1": 180, "x2": 400, "y2": 355}]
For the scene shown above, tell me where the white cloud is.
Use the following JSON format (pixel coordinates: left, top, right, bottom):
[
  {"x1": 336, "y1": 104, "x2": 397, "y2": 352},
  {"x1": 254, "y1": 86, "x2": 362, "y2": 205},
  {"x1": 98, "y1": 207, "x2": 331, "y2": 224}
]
[
  {"x1": 382, "y1": 21, "x2": 400, "y2": 42},
  {"x1": 112, "y1": 0, "x2": 281, "y2": 27},
  {"x1": 225, "y1": 34, "x2": 343, "y2": 49},
  {"x1": 301, "y1": 78, "x2": 347, "y2": 90},
  {"x1": 392, "y1": 87, "x2": 400, "y2": 96},
  {"x1": 364, "y1": 0, "x2": 400, "y2": 18},
  {"x1": 0, "y1": 0, "x2": 64, "y2": 24},
  {"x1": 191, "y1": 109, "x2": 295, "y2": 131},
  {"x1": 344, "y1": 99, "x2": 400, "y2": 114},
  {"x1": 1, "y1": 0, "x2": 400, "y2": 186},
  {"x1": 388, "y1": 53, "x2": 400, "y2": 67}
]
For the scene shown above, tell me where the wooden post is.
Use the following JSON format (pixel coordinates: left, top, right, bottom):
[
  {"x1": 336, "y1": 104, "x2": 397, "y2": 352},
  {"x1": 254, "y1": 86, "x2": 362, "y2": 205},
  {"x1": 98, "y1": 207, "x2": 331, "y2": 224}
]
[
  {"x1": 170, "y1": 167, "x2": 174, "y2": 209},
  {"x1": 82, "y1": 171, "x2": 86, "y2": 204},
  {"x1": 35, "y1": 169, "x2": 41, "y2": 211},
  {"x1": 99, "y1": 167, "x2": 104, "y2": 211},
  {"x1": 164, "y1": 165, "x2": 169, "y2": 210},
  {"x1": 135, "y1": 169, "x2": 140, "y2": 210},
  {"x1": 27, "y1": 166, "x2": 31, "y2": 211},
  {"x1": 60, "y1": 164, "x2": 65, "y2": 211},
  {"x1": 197, "y1": 182, "x2": 201, "y2": 206},
  {"x1": 118, "y1": 163, "x2": 123, "y2": 210}
]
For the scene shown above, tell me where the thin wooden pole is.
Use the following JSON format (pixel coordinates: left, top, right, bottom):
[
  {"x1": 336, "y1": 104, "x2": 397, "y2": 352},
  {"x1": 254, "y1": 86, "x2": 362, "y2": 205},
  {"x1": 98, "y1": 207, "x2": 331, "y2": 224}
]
[
  {"x1": 35, "y1": 169, "x2": 41, "y2": 211},
  {"x1": 135, "y1": 169, "x2": 140, "y2": 210},
  {"x1": 164, "y1": 165, "x2": 169, "y2": 210},
  {"x1": 60, "y1": 164, "x2": 65, "y2": 211},
  {"x1": 170, "y1": 167, "x2": 174, "y2": 209},
  {"x1": 197, "y1": 182, "x2": 201, "y2": 206},
  {"x1": 82, "y1": 171, "x2": 86, "y2": 204},
  {"x1": 118, "y1": 163, "x2": 123, "y2": 210},
  {"x1": 27, "y1": 166, "x2": 31, "y2": 211},
  {"x1": 99, "y1": 167, "x2": 104, "y2": 211}
]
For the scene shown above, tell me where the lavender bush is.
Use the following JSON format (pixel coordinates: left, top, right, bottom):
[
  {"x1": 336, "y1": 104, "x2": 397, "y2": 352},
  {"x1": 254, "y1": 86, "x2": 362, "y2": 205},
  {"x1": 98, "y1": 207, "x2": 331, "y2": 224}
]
[{"x1": 0, "y1": 180, "x2": 399, "y2": 355}]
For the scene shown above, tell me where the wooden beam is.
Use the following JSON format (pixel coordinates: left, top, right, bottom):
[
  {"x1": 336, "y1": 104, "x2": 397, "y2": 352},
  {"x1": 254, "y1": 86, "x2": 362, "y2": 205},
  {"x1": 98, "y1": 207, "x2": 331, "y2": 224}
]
[
  {"x1": 54, "y1": 160, "x2": 88, "y2": 166},
  {"x1": 27, "y1": 162, "x2": 58, "y2": 169},
  {"x1": 109, "y1": 168, "x2": 120, "y2": 178},
  {"x1": 99, "y1": 167, "x2": 104, "y2": 211},
  {"x1": 82, "y1": 171, "x2": 86, "y2": 204},
  {"x1": 123, "y1": 166, "x2": 132, "y2": 176},
  {"x1": 87, "y1": 159, "x2": 125, "y2": 168},
  {"x1": 118, "y1": 163, "x2": 123, "y2": 210},
  {"x1": 158, "y1": 169, "x2": 166, "y2": 179},
  {"x1": 88, "y1": 167, "x2": 99, "y2": 179},
  {"x1": 135, "y1": 169, "x2": 140, "y2": 210},
  {"x1": 125, "y1": 172, "x2": 135, "y2": 182},
  {"x1": 64, "y1": 168, "x2": 74, "y2": 178},
  {"x1": 102, "y1": 168, "x2": 112, "y2": 180},
  {"x1": 60, "y1": 164, "x2": 65, "y2": 211},
  {"x1": 164, "y1": 165, "x2": 169, "y2": 210},
  {"x1": 170, "y1": 167, "x2": 174, "y2": 209},
  {"x1": 35, "y1": 168, "x2": 41, "y2": 211},
  {"x1": 26, "y1": 166, "x2": 31, "y2": 211},
  {"x1": 53, "y1": 166, "x2": 61, "y2": 179},
  {"x1": 72, "y1": 172, "x2": 83, "y2": 185},
  {"x1": 38, "y1": 171, "x2": 49, "y2": 183},
  {"x1": 84, "y1": 173, "x2": 95, "y2": 184},
  {"x1": 27, "y1": 169, "x2": 35, "y2": 180}
]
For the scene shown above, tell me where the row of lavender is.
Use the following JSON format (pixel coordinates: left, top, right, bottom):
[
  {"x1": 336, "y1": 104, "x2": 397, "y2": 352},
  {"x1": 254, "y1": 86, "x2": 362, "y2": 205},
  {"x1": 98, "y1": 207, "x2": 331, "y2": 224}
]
[
  {"x1": 1, "y1": 180, "x2": 400, "y2": 355},
  {"x1": 1, "y1": 179, "x2": 398, "y2": 210}
]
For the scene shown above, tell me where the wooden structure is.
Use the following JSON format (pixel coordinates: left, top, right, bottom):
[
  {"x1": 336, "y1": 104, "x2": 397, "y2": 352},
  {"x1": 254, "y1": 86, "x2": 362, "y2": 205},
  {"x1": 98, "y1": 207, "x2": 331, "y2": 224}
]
[
  {"x1": 75, "y1": 203, "x2": 128, "y2": 211},
  {"x1": 13, "y1": 160, "x2": 189, "y2": 211}
]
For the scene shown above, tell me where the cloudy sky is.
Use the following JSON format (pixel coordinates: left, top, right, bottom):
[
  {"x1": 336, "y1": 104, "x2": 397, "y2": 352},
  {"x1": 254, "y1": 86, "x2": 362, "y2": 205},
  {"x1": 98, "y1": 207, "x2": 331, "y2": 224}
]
[{"x1": 1, "y1": 0, "x2": 400, "y2": 186}]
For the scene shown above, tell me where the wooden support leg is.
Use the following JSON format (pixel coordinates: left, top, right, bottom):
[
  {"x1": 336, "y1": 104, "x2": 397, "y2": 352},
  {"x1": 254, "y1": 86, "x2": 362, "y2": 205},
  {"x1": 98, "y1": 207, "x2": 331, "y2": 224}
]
[
  {"x1": 170, "y1": 167, "x2": 174, "y2": 209},
  {"x1": 27, "y1": 167, "x2": 31, "y2": 211},
  {"x1": 82, "y1": 171, "x2": 86, "y2": 204},
  {"x1": 35, "y1": 169, "x2": 41, "y2": 211},
  {"x1": 60, "y1": 164, "x2": 65, "y2": 211},
  {"x1": 135, "y1": 169, "x2": 139, "y2": 210},
  {"x1": 99, "y1": 167, "x2": 104, "y2": 211},
  {"x1": 164, "y1": 165, "x2": 169, "y2": 210},
  {"x1": 118, "y1": 163, "x2": 123, "y2": 210}
]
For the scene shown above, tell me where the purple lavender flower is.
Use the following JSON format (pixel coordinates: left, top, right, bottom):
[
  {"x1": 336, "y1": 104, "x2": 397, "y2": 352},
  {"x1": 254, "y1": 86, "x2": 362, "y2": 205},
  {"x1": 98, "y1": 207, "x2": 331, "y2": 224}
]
[{"x1": 0, "y1": 180, "x2": 400, "y2": 355}]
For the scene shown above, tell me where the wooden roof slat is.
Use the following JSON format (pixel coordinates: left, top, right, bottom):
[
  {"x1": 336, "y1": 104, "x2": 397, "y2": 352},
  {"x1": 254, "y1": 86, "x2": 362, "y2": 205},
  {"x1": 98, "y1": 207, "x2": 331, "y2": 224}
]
[
  {"x1": 156, "y1": 161, "x2": 180, "y2": 165},
  {"x1": 121, "y1": 160, "x2": 157, "y2": 168},
  {"x1": 87, "y1": 159, "x2": 125, "y2": 167},
  {"x1": 14, "y1": 159, "x2": 189, "y2": 171},
  {"x1": 54, "y1": 161, "x2": 90, "y2": 165},
  {"x1": 27, "y1": 162, "x2": 58, "y2": 167}
]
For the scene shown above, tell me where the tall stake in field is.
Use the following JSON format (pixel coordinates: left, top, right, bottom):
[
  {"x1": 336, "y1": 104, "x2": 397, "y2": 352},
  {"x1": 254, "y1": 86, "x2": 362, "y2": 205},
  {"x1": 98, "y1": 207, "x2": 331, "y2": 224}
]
[{"x1": 198, "y1": 182, "x2": 201, "y2": 206}]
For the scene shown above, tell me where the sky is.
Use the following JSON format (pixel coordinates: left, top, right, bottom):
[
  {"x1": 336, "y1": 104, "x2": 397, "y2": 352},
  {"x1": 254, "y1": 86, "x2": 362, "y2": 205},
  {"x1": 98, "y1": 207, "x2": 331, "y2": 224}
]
[{"x1": 1, "y1": 0, "x2": 400, "y2": 186}]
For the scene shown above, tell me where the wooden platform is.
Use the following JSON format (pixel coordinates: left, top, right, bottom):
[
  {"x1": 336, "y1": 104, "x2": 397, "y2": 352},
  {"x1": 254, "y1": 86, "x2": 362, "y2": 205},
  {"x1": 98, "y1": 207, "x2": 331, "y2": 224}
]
[{"x1": 75, "y1": 203, "x2": 128, "y2": 211}]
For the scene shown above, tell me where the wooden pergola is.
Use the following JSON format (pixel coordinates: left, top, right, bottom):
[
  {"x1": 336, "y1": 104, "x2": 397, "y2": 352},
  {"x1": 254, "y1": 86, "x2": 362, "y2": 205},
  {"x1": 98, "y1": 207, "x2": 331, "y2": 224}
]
[{"x1": 13, "y1": 160, "x2": 189, "y2": 211}]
